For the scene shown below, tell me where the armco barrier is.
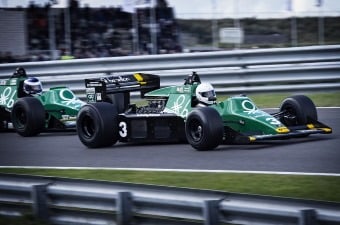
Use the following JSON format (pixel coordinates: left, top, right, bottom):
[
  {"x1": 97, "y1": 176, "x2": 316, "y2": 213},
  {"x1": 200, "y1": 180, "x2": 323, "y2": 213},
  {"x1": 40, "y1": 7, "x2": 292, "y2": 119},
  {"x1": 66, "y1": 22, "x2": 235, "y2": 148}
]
[
  {"x1": 0, "y1": 45, "x2": 340, "y2": 98},
  {"x1": 0, "y1": 173, "x2": 340, "y2": 225}
]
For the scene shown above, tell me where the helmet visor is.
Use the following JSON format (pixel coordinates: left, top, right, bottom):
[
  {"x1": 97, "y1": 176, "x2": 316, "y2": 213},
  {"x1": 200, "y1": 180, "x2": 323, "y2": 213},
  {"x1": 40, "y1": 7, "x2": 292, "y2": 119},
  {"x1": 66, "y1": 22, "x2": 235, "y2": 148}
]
[
  {"x1": 200, "y1": 90, "x2": 215, "y2": 98},
  {"x1": 31, "y1": 84, "x2": 42, "y2": 91}
]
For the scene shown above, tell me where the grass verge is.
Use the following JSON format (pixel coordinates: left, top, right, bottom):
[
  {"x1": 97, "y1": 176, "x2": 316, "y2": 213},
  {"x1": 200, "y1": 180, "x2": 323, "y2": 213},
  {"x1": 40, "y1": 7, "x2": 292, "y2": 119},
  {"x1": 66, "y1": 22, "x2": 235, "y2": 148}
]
[
  {"x1": 1, "y1": 168, "x2": 340, "y2": 203},
  {"x1": 0, "y1": 215, "x2": 46, "y2": 225}
]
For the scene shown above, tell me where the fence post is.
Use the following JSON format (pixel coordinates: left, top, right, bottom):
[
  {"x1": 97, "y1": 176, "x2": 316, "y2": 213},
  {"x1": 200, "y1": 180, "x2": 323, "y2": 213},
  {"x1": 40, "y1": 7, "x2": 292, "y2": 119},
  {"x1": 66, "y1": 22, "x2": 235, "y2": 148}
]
[
  {"x1": 31, "y1": 184, "x2": 49, "y2": 222},
  {"x1": 203, "y1": 199, "x2": 220, "y2": 225},
  {"x1": 117, "y1": 191, "x2": 133, "y2": 225},
  {"x1": 299, "y1": 209, "x2": 317, "y2": 225}
]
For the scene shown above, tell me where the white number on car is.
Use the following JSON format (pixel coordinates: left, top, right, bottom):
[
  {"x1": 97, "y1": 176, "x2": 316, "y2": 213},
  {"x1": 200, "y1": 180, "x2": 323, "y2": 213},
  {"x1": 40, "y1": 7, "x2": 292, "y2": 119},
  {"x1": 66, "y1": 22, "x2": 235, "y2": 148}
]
[{"x1": 119, "y1": 121, "x2": 128, "y2": 137}]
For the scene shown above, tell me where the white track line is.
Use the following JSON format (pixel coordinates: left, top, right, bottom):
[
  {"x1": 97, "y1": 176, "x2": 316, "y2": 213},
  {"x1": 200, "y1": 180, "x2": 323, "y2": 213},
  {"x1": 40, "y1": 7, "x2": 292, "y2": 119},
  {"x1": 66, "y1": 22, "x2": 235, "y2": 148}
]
[{"x1": 1, "y1": 166, "x2": 339, "y2": 176}]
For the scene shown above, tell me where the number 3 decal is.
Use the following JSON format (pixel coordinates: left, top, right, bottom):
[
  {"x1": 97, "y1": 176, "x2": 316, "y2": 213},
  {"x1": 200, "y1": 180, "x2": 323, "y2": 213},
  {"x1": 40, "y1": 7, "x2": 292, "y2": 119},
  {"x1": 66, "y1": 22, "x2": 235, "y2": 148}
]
[
  {"x1": 119, "y1": 121, "x2": 127, "y2": 137},
  {"x1": 266, "y1": 117, "x2": 281, "y2": 125}
]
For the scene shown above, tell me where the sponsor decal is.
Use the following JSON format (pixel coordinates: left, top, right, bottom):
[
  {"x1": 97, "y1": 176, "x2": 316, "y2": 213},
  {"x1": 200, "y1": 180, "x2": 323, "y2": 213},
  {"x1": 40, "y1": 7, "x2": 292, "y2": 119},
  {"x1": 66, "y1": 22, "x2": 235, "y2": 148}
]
[
  {"x1": 116, "y1": 76, "x2": 131, "y2": 82},
  {"x1": 0, "y1": 87, "x2": 16, "y2": 108},
  {"x1": 87, "y1": 82, "x2": 102, "y2": 87},
  {"x1": 241, "y1": 99, "x2": 281, "y2": 125},
  {"x1": 87, "y1": 94, "x2": 95, "y2": 102},
  {"x1": 170, "y1": 94, "x2": 190, "y2": 117},
  {"x1": 59, "y1": 89, "x2": 85, "y2": 107}
]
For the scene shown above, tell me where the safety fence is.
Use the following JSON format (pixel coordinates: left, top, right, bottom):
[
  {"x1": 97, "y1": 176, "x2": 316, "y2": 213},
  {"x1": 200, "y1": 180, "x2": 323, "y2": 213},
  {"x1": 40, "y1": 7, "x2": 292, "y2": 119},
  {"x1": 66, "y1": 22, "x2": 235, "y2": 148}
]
[
  {"x1": 0, "y1": 173, "x2": 340, "y2": 225},
  {"x1": 0, "y1": 45, "x2": 340, "y2": 99}
]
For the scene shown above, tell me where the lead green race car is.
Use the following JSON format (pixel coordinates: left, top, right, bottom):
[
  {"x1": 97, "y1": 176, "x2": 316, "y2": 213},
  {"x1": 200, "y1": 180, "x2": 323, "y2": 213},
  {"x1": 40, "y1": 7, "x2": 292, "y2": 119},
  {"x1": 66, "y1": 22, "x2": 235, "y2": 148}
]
[
  {"x1": 0, "y1": 67, "x2": 85, "y2": 136},
  {"x1": 76, "y1": 71, "x2": 332, "y2": 150}
]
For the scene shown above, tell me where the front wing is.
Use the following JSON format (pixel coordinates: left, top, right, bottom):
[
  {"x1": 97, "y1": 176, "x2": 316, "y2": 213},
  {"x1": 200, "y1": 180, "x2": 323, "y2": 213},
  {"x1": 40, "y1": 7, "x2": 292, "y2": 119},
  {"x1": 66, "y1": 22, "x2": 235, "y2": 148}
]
[{"x1": 248, "y1": 122, "x2": 332, "y2": 142}]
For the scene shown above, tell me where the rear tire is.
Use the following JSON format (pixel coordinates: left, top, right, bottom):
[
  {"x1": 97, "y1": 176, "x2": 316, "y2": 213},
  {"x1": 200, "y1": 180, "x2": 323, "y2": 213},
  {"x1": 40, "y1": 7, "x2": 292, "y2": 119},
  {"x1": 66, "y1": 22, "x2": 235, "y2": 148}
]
[
  {"x1": 11, "y1": 97, "x2": 45, "y2": 136},
  {"x1": 185, "y1": 107, "x2": 223, "y2": 151},
  {"x1": 77, "y1": 102, "x2": 118, "y2": 148},
  {"x1": 279, "y1": 95, "x2": 317, "y2": 126},
  {"x1": 0, "y1": 107, "x2": 10, "y2": 132}
]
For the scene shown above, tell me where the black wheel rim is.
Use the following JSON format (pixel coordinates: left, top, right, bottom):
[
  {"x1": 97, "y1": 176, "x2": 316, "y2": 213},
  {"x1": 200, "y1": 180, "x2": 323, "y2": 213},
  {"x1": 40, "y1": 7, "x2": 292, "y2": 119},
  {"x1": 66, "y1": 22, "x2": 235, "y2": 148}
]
[
  {"x1": 282, "y1": 104, "x2": 298, "y2": 126},
  {"x1": 189, "y1": 119, "x2": 203, "y2": 142},
  {"x1": 13, "y1": 106, "x2": 27, "y2": 129},
  {"x1": 81, "y1": 115, "x2": 96, "y2": 138}
]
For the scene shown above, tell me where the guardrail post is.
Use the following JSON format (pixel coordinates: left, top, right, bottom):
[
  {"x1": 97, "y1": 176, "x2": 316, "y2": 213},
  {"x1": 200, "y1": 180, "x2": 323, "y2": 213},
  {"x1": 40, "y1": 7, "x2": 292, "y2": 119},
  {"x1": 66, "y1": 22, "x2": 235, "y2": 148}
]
[
  {"x1": 117, "y1": 191, "x2": 133, "y2": 225},
  {"x1": 203, "y1": 199, "x2": 220, "y2": 225},
  {"x1": 298, "y1": 209, "x2": 317, "y2": 225},
  {"x1": 31, "y1": 184, "x2": 49, "y2": 222}
]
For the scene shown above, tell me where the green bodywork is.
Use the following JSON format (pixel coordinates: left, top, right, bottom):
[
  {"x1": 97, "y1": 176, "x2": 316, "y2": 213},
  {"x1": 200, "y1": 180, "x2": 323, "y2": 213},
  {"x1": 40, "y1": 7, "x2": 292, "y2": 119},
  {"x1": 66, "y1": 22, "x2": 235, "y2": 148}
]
[
  {"x1": 36, "y1": 87, "x2": 85, "y2": 127},
  {"x1": 146, "y1": 83, "x2": 287, "y2": 136},
  {"x1": 0, "y1": 76, "x2": 85, "y2": 129},
  {"x1": 213, "y1": 97, "x2": 284, "y2": 135}
]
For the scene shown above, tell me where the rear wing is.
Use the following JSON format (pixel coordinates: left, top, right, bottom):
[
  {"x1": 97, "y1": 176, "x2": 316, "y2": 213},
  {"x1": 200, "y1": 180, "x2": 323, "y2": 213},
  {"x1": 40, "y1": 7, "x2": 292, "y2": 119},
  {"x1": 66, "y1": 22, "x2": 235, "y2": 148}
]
[
  {"x1": 85, "y1": 73, "x2": 160, "y2": 113},
  {"x1": 85, "y1": 73, "x2": 160, "y2": 102}
]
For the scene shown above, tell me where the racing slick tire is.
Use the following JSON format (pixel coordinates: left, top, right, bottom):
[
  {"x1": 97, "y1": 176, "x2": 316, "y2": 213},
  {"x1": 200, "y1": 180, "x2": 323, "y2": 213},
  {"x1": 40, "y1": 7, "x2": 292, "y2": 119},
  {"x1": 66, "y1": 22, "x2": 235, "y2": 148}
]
[
  {"x1": 11, "y1": 97, "x2": 45, "y2": 137},
  {"x1": 185, "y1": 107, "x2": 224, "y2": 151},
  {"x1": 0, "y1": 108, "x2": 9, "y2": 132},
  {"x1": 77, "y1": 102, "x2": 118, "y2": 148},
  {"x1": 279, "y1": 95, "x2": 317, "y2": 126}
]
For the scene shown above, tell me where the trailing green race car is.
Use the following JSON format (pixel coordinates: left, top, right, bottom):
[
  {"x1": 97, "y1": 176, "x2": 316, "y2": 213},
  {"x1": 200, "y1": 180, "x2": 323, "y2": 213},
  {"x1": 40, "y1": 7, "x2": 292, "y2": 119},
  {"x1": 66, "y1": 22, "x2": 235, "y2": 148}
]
[
  {"x1": 77, "y1": 72, "x2": 332, "y2": 150},
  {"x1": 0, "y1": 67, "x2": 85, "y2": 136}
]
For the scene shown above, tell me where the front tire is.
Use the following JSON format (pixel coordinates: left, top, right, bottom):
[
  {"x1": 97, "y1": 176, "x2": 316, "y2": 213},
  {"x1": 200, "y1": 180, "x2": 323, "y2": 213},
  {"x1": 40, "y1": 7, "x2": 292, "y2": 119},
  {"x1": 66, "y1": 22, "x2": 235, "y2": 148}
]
[
  {"x1": 185, "y1": 107, "x2": 224, "y2": 151},
  {"x1": 11, "y1": 97, "x2": 45, "y2": 137},
  {"x1": 77, "y1": 102, "x2": 118, "y2": 148},
  {"x1": 279, "y1": 95, "x2": 317, "y2": 126}
]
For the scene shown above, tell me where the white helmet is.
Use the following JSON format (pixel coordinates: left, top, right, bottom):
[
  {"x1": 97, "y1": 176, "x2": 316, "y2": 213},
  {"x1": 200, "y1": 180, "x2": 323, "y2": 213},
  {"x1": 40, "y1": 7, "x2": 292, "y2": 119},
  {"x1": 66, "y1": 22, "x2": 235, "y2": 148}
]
[
  {"x1": 23, "y1": 77, "x2": 43, "y2": 95},
  {"x1": 196, "y1": 82, "x2": 216, "y2": 105}
]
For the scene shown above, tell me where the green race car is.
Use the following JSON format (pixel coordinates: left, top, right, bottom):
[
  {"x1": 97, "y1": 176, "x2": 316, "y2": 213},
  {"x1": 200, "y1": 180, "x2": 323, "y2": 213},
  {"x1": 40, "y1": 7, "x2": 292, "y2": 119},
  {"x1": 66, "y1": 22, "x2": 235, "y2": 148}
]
[
  {"x1": 76, "y1": 72, "x2": 332, "y2": 150},
  {"x1": 0, "y1": 67, "x2": 85, "y2": 136}
]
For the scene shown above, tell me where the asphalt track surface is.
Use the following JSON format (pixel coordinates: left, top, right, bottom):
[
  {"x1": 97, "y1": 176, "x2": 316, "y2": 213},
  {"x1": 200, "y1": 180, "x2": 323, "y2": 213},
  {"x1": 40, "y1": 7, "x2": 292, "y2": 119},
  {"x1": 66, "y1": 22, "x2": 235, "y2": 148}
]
[{"x1": 0, "y1": 108, "x2": 339, "y2": 173}]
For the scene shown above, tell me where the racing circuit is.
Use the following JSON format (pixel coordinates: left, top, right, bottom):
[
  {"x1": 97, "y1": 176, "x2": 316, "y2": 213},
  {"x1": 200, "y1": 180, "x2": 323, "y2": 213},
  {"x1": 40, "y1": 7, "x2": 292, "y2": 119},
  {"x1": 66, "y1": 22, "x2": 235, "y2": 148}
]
[{"x1": 1, "y1": 107, "x2": 339, "y2": 174}]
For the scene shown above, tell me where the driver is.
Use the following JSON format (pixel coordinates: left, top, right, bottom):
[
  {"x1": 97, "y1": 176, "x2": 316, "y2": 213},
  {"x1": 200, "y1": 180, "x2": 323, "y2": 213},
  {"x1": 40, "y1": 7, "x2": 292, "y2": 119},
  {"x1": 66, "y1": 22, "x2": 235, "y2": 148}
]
[
  {"x1": 195, "y1": 82, "x2": 217, "y2": 107},
  {"x1": 23, "y1": 77, "x2": 43, "y2": 96}
]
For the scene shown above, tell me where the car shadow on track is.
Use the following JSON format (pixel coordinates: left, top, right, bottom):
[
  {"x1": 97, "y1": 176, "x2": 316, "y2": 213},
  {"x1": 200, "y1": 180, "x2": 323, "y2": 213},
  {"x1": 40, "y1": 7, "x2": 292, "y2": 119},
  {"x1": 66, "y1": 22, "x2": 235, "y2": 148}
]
[
  {"x1": 63, "y1": 134, "x2": 335, "y2": 152},
  {"x1": 98, "y1": 135, "x2": 335, "y2": 152},
  {"x1": 29, "y1": 129, "x2": 78, "y2": 137}
]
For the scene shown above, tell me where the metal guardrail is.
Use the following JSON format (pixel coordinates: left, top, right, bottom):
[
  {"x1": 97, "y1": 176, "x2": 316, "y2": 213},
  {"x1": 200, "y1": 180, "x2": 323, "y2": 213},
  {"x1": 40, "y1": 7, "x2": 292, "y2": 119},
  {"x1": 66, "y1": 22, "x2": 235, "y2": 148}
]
[
  {"x1": 0, "y1": 173, "x2": 339, "y2": 225},
  {"x1": 0, "y1": 45, "x2": 340, "y2": 98}
]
